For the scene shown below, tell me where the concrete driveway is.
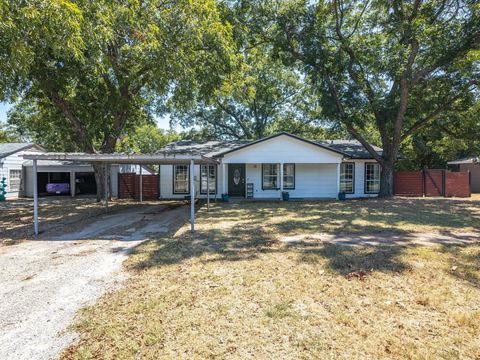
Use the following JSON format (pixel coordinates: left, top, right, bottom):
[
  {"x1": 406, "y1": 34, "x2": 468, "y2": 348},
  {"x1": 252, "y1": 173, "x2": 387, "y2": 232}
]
[{"x1": 0, "y1": 203, "x2": 188, "y2": 360}]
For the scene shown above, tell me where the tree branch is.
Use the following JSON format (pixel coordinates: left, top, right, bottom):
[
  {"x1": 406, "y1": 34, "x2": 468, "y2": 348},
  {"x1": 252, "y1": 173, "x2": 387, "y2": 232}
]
[
  {"x1": 322, "y1": 69, "x2": 384, "y2": 164},
  {"x1": 401, "y1": 83, "x2": 476, "y2": 141},
  {"x1": 47, "y1": 90, "x2": 95, "y2": 153},
  {"x1": 333, "y1": 0, "x2": 380, "y2": 119},
  {"x1": 412, "y1": 29, "x2": 480, "y2": 84},
  {"x1": 215, "y1": 100, "x2": 252, "y2": 138}
]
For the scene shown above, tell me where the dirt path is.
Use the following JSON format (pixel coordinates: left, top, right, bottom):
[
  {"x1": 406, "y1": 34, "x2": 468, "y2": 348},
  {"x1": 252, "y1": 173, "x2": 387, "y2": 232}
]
[
  {"x1": 281, "y1": 231, "x2": 480, "y2": 246},
  {"x1": 0, "y1": 203, "x2": 188, "y2": 360}
]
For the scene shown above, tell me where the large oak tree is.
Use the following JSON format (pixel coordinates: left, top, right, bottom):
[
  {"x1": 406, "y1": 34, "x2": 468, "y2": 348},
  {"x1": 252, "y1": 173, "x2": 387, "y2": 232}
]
[
  {"x1": 0, "y1": 0, "x2": 234, "y2": 200},
  {"x1": 268, "y1": 0, "x2": 479, "y2": 196}
]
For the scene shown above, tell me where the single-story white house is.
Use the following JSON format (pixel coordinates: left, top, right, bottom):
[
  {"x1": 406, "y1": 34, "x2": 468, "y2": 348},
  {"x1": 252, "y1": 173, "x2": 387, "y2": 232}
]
[
  {"x1": 13, "y1": 132, "x2": 382, "y2": 201},
  {"x1": 21, "y1": 132, "x2": 383, "y2": 236},
  {"x1": 157, "y1": 132, "x2": 382, "y2": 200},
  {"x1": 448, "y1": 156, "x2": 479, "y2": 193}
]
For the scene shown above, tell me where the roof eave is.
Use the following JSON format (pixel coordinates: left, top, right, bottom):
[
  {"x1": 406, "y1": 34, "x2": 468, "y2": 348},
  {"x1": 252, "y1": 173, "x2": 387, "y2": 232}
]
[
  {"x1": 0, "y1": 143, "x2": 45, "y2": 159},
  {"x1": 22, "y1": 153, "x2": 219, "y2": 164},
  {"x1": 214, "y1": 132, "x2": 348, "y2": 158},
  {"x1": 447, "y1": 158, "x2": 478, "y2": 165}
]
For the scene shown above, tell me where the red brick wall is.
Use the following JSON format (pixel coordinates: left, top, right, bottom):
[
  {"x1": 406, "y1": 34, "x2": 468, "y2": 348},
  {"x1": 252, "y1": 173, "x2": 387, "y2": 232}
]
[
  {"x1": 394, "y1": 172, "x2": 423, "y2": 196},
  {"x1": 118, "y1": 173, "x2": 159, "y2": 200},
  {"x1": 445, "y1": 172, "x2": 471, "y2": 198}
]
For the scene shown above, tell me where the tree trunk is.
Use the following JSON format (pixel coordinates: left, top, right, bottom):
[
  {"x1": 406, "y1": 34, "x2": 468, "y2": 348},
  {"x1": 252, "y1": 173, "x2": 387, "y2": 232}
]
[
  {"x1": 93, "y1": 163, "x2": 111, "y2": 202},
  {"x1": 379, "y1": 160, "x2": 395, "y2": 198}
]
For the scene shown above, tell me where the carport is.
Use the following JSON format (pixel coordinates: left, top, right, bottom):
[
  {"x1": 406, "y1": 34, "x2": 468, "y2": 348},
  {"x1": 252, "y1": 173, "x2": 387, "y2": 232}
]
[{"x1": 23, "y1": 153, "x2": 219, "y2": 238}]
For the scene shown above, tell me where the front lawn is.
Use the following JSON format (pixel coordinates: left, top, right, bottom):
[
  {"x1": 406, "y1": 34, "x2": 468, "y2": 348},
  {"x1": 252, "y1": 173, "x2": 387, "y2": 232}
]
[{"x1": 63, "y1": 198, "x2": 480, "y2": 359}]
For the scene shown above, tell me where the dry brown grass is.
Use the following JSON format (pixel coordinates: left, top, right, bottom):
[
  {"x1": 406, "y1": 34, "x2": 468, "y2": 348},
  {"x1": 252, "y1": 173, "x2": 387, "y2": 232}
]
[
  {"x1": 0, "y1": 197, "x2": 151, "y2": 244},
  {"x1": 60, "y1": 197, "x2": 480, "y2": 359}
]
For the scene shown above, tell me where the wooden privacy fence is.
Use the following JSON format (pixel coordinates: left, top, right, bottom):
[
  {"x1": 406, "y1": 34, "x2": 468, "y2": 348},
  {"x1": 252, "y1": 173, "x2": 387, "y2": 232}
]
[
  {"x1": 118, "y1": 173, "x2": 159, "y2": 200},
  {"x1": 394, "y1": 170, "x2": 471, "y2": 197}
]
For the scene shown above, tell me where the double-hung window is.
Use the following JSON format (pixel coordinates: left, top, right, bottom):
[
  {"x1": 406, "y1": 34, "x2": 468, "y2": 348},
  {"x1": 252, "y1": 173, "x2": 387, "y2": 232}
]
[
  {"x1": 200, "y1": 164, "x2": 216, "y2": 194},
  {"x1": 283, "y1": 164, "x2": 295, "y2": 189},
  {"x1": 262, "y1": 164, "x2": 278, "y2": 190},
  {"x1": 365, "y1": 163, "x2": 380, "y2": 193},
  {"x1": 9, "y1": 169, "x2": 21, "y2": 192},
  {"x1": 173, "y1": 164, "x2": 189, "y2": 194},
  {"x1": 340, "y1": 163, "x2": 354, "y2": 193}
]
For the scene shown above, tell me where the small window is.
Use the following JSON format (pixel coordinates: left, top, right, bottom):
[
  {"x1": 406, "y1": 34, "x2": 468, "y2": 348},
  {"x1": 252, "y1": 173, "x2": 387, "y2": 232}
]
[
  {"x1": 173, "y1": 164, "x2": 189, "y2": 194},
  {"x1": 340, "y1": 163, "x2": 354, "y2": 193},
  {"x1": 283, "y1": 164, "x2": 295, "y2": 189},
  {"x1": 365, "y1": 163, "x2": 380, "y2": 193},
  {"x1": 200, "y1": 164, "x2": 216, "y2": 194},
  {"x1": 262, "y1": 164, "x2": 278, "y2": 190},
  {"x1": 9, "y1": 169, "x2": 21, "y2": 192}
]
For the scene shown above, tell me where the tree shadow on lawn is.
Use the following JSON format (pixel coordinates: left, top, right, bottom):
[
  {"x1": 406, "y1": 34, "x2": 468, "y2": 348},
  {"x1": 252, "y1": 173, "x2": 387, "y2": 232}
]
[
  {"x1": 265, "y1": 198, "x2": 480, "y2": 234},
  {"x1": 131, "y1": 226, "x2": 421, "y2": 281},
  {"x1": 437, "y1": 240, "x2": 480, "y2": 289},
  {"x1": 1, "y1": 197, "x2": 146, "y2": 241},
  {"x1": 130, "y1": 199, "x2": 479, "y2": 283}
]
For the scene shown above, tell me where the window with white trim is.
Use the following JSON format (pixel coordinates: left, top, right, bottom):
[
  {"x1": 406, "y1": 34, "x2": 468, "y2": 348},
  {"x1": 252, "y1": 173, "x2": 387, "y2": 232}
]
[
  {"x1": 262, "y1": 164, "x2": 278, "y2": 190},
  {"x1": 173, "y1": 164, "x2": 189, "y2": 194},
  {"x1": 340, "y1": 163, "x2": 354, "y2": 193},
  {"x1": 365, "y1": 163, "x2": 380, "y2": 193},
  {"x1": 200, "y1": 164, "x2": 216, "y2": 194},
  {"x1": 283, "y1": 164, "x2": 295, "y2": 189},
  {"x1": 9, "y1": 169, "x2": 21, "y2": 192}
]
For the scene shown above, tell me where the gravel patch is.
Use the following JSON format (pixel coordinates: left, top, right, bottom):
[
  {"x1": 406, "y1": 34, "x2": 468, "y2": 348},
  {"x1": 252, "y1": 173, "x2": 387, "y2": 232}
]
[{"x1": 0, "y1": 203, "x2": 188, "y2": 360}]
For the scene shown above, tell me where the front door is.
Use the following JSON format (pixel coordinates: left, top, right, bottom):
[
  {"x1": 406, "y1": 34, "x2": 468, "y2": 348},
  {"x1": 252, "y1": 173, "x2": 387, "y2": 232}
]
[{"x1": 228, "y1": 164, "x2": 246, "y2": 197}]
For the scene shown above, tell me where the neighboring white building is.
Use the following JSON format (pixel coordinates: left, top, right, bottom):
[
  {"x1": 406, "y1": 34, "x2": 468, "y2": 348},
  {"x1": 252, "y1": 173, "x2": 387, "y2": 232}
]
[
  {"x1": 157, "y1": 132, "x2": 383, "y2": 200},
  {"x1": 0, "y1": 143, "x2": 45, "y2": 199},
  {"x1": 448, "y1": 157, "x2": 480, "y2": 193},
  {"x1": 1, "y1": 142, "x2": 155, "y2": 199}
]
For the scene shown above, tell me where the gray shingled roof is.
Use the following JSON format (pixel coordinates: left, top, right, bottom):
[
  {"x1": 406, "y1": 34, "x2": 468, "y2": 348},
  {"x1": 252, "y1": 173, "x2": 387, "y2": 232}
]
[
  {"x1": 158, "y1": 140, "x2": 252, "y2": 158},
  {"x1": 316, "y1": 140, "x2": 383, "y2": 159},
  {"x1": 159, "y1": 134, "x2": 382, "y2": 159},
  {"x1": 0, "y1": 143, "x2": 40, "y2": 159}
]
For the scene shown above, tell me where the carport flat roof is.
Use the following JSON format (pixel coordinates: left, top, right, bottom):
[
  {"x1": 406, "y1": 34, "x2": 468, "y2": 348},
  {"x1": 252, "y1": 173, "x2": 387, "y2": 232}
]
[
  {"x1": 23, "y1": 152, "x2": 219, "y2": 164},
  {"x1": 447, "y1": 157, "x2": 478, "y2": 165}
]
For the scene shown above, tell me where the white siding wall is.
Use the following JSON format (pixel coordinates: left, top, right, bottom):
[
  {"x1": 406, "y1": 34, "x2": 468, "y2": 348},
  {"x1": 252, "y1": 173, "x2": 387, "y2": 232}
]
[
  {"x1": 245, "y1": 163, "x2": 338, "y2": 199},
  {"x1": 222, "y1": 135, "x2": 343, "y2": 164},
  {"x1": 0, "y1": 149, "x2": 43, "y2": 199},
  {"x1": 345, "y1": 160, "x2": 379, "y2": 199},
  {"x1": 460, "y1": 163, "x2": 480, "y2": 193},
  {"x1": 159, "y1": 164, "x2": 223, "y2": 199},
  {"x1": 157, "y1": 161, "x2": 380, "y2": 200}
]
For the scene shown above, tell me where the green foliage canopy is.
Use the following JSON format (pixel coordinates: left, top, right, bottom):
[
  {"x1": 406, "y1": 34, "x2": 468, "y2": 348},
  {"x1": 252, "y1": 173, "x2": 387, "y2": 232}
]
[
  {"x1": 268, "y1": 0, "x2": 480, "y2": 195},
  {"x1": 1, "y1": 0, "x2": 235, "y2": 153}
]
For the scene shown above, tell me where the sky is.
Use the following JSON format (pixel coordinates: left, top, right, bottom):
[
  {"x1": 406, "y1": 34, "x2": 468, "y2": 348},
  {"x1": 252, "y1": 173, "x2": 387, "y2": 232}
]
[
  {"x1": 0, "y1": 102, "x2": 12, "y2": 123},
  {"x1": 0, "y1": 101, "x2": 174, "y2": 130}
]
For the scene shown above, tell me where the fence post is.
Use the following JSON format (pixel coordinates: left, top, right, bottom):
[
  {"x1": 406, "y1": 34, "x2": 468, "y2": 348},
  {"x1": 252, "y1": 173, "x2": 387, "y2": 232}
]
[
  {"x1": 442, "y1": 169, "x2": 446, "y2": 197},
  {"x1": 422, "y1": 169, "x2": 425, "y2": 197}
]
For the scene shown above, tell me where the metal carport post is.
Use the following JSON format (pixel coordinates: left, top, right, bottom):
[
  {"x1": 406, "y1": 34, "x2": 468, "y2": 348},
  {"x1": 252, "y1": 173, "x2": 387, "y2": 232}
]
[
  {"x1": 190, "y1": 159, "x2": 195, "y2": 232},
  {"x1": 33, "y1": 159, "x2": 38, "y2": 238},
  {"x1": 24, "y1": 152, "x2": 218, "y2": 237}
]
